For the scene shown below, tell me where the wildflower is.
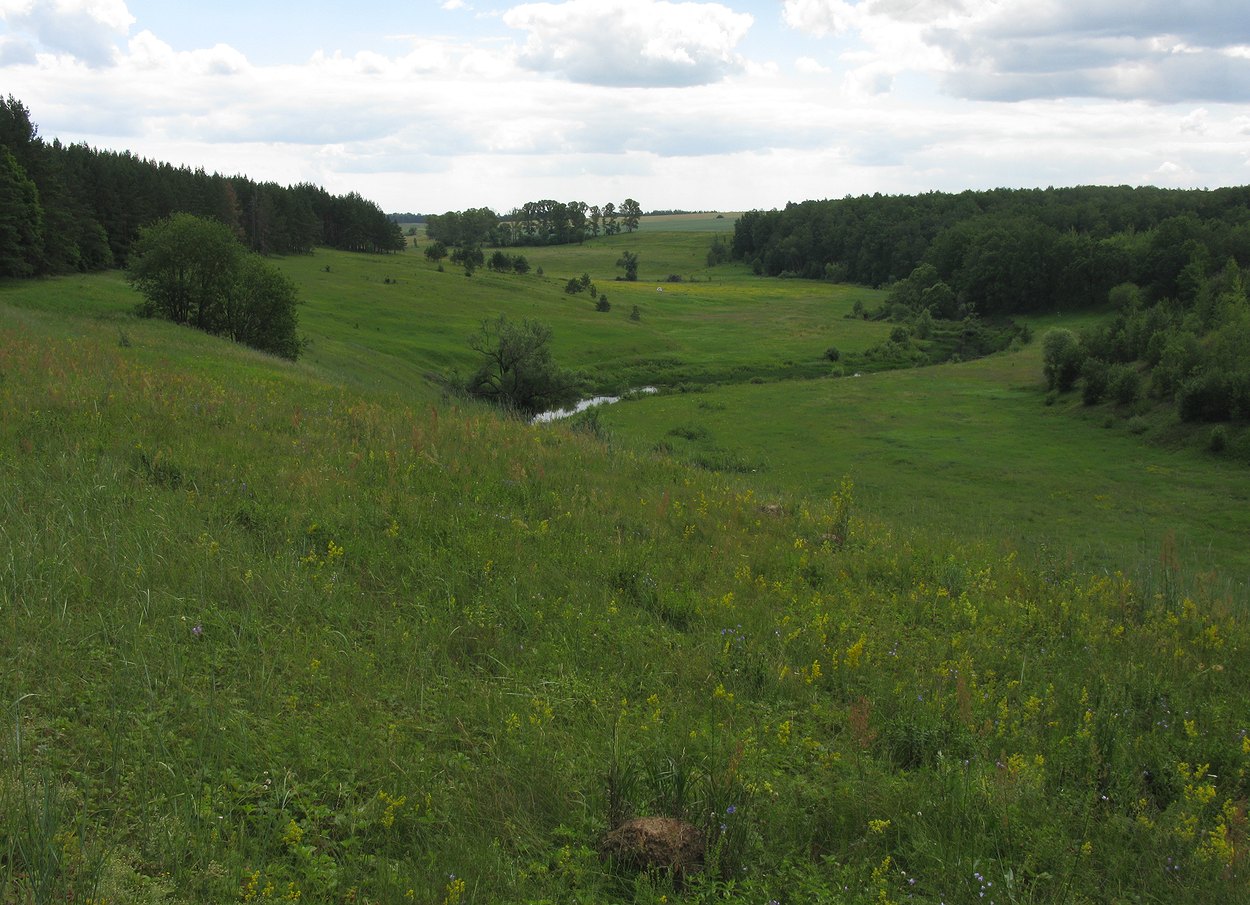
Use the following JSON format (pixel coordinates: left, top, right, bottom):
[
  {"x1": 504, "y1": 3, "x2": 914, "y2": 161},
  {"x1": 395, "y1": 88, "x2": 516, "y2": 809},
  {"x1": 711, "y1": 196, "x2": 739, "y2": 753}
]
[{"x1": 191, "y1": 624, "x2": 203, "y2": 638}]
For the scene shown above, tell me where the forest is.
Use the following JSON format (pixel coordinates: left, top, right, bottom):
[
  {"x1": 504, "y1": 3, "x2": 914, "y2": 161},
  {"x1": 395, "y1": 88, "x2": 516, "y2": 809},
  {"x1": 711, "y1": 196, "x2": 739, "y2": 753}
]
[{"x1": 0, "y1": 95, "x2": 404, "y2": 279}]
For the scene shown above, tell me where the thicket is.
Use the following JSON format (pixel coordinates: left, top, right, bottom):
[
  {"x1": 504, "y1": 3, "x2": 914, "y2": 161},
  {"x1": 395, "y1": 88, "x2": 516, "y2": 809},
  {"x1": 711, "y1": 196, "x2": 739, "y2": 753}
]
[
  {"x1": 128, "y1": 213, "x2": 303, "y2": 360},
  {"x1": 0, "y1": 96, "x2": 404, "y2": 277},
  {"x1": 1041, "y1": 257, "x2": 1250, "y2": 425}
]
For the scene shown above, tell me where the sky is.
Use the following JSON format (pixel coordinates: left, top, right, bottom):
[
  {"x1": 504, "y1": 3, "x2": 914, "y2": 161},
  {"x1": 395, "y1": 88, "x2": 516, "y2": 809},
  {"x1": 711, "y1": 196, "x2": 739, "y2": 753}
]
[{"x1": 1, "y1": 0, "x2": 1249, "y2": 214}]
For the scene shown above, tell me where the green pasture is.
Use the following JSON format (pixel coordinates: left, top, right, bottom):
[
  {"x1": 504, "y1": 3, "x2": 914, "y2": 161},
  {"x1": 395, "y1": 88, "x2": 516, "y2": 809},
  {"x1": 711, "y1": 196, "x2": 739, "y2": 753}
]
[
  {"x1": 4, "y1": 219, "x2": 1250, "y2": 904},
  {"x1": 3, "y1": 259, "x2": 1249, "y2": 904},
  {"x1": 596, "y1": 340, "x2": 1250, "y2": 583}
]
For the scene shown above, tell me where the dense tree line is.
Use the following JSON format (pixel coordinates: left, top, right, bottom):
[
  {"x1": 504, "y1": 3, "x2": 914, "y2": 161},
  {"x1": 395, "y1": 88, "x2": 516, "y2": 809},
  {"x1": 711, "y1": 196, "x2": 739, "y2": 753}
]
[
  {"x1": 732, "y1": 186, "x2": 1250, "y2": 316},
  {"x1": 424, "y1": 198, "x2": 642, "y2": 250},
  {"x1": 0, "y1": 96, "x2": 403, "y2": 278}
]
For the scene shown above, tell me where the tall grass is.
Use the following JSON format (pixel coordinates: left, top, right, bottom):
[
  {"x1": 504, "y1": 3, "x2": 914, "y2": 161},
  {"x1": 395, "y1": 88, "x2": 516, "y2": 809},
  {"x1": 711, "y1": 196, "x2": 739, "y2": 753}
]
[{"x1": 2, "y1": 287, "x2": 1248, "y2": 903}]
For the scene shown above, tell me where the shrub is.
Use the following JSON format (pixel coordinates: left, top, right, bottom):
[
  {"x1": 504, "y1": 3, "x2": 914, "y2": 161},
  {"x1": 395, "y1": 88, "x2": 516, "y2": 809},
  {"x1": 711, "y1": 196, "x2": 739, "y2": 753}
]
[
  {"x1": 1209, "y1": 425, "x2": 1228, "y2": 453},
  {"x1": 595, "y1": 295, "x2": 611, "y2": 312},
  {"x1": 824, "y1": 347, "x2": 841, "y2": 362},
  {"x1": 1178, "y1": 371, "x2": 1250, "y2": 423},
  {"x1": 1109, "y1": 365, "x2": 1141, "y2": 406},
  {"x1": 1081, "y1": 357, "x2": 1110, "y2": 405},
  {"x1": 1041, "y1": 328, "x2": 1082, "y2": 392}
]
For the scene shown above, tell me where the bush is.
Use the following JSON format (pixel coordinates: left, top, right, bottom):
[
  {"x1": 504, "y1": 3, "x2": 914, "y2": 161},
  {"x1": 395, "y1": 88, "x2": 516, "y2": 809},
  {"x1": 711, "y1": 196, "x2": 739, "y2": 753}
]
[
  {"x1": 128, "y1": 213, "x2": 302, "y2": 360},
  {"x1": 1109, "y1": 365, "x2": 1141, "y2": 406},
  {"x1": 1209, "y1": 425, "x2": 1228, "y2": 453},
  {"x1": 824, "y1": 347, "x2": 841, "y2": 362},
  {"x1": 1081, "y1": 357, "x2": 1110, "y2": 406},
  {"x1": 1177, "y1": 371, "x2": 1250, "y2": 422},
  {"x1": 1042, "y1": 328, "x2": 1083, "y2": 392},
  {"x1": 595, "y1": 295, "x2": 611, "y2": 312}
]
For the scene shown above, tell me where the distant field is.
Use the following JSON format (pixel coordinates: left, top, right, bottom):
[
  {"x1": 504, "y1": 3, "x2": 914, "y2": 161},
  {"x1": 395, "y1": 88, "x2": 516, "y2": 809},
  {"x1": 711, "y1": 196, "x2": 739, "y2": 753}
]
[{"x1": 638, "y1": 212, "x2": 740, "y2": 231}]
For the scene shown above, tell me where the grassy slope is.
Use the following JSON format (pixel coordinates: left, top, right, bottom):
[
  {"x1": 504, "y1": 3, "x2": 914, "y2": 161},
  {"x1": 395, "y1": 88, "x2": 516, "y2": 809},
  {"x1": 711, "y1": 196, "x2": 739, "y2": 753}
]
[{"x1": 2, "y1": 239, "x2": 1249, "y2": 904}]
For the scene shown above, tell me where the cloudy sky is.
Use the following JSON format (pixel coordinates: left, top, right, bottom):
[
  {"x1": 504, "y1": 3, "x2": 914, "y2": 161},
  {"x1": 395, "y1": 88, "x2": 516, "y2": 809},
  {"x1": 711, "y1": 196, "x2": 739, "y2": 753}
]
[{"x1": 2, "y1": 0, "x2": 1248, "y2": 213}]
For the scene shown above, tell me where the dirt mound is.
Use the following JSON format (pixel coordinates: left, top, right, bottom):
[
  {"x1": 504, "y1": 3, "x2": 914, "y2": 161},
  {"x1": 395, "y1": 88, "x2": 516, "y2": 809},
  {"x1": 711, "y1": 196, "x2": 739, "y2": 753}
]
[{"x1": 600, "y1": 816, "x2": 705, "y2": 879}]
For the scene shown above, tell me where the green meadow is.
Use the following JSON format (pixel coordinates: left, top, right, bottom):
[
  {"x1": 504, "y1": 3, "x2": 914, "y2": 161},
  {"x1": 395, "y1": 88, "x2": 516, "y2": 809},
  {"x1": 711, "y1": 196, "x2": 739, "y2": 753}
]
[{"x1": 2, "y1": 223, "x2": 1248, "y2": 904}]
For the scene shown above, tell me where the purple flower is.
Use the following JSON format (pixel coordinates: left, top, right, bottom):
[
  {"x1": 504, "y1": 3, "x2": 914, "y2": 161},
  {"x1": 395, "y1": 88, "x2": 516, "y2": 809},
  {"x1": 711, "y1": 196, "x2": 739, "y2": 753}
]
[
  {"x1": 726, "y1": 804, "x2": 737, "y2": 815},
  {"x1": 191, "y1": 624, "x2": 203, "y2": 638}
]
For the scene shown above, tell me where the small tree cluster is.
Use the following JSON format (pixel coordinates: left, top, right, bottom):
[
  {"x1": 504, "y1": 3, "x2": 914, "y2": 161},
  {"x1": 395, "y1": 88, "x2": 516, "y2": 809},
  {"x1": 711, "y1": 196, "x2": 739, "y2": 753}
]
[
  {"x1": 128, "y1": 213, "x2": 301, "y2": 359},
  {"x1": 488, "y1": 250, "x2": 531, "y2": 273},
  {"x1": 564, "y1": 272, "x2": 596, "y2": 296}
]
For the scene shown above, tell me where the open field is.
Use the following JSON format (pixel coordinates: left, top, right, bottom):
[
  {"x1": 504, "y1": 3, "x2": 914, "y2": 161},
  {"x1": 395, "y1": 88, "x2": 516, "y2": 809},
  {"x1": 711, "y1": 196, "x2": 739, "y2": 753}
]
[
  {"x1": 3, "y1": 227, "x2": 1248, "y2": 904},
  {"x1": 597, "y1": 340, "x2": 1250, "y2": 582}
]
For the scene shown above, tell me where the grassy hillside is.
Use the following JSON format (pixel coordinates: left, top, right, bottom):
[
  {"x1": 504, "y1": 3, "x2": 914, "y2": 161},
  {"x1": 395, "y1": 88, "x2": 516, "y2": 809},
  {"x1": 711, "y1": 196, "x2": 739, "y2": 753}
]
[{"x1": 2, "y1": 238, "x2": 1248, "y2": 904}]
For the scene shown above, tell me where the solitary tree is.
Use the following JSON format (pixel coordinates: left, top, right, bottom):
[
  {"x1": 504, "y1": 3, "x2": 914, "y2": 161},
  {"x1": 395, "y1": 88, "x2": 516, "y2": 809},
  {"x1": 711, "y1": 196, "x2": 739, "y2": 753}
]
[
  {"x1": 465, "y1": 316, "x2": 578, "y2": 415},
  {"x1": 616, "y1": 251, "x2": 639, "y2": 281},
  {"x1": 621, "y1": 198, "x2": 642, "y2": 233}
]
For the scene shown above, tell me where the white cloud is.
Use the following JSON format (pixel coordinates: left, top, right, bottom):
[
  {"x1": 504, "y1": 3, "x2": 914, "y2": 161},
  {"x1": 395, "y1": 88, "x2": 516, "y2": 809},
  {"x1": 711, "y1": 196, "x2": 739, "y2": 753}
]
[
  {"x1": 3, "y1": 0, "x2": 1245, "y2": 213},
  {"x1": 0, "y1": 0, "x2": 134, "y2": 67},
  {"x1": 503, "y1": 0, "x2": 753, "y2": 87},
  {"x1": 781, "y1": 0, "x2": 857, "y2": 38},
  {"x1": 784, "y1": 0, "x2": 1250, "y2": 103},
  {"x1": 795, "y1": 56, "x2": 831, "y2": 75},
  {"x1": 1179, "y1": 108, "x2": 1209, "y2": 134}
]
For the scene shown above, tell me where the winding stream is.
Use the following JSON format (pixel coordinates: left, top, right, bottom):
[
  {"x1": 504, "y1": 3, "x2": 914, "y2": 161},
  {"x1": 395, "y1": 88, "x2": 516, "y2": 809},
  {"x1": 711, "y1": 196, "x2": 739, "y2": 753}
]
[{"x1": 532, "y1": 387, "x2": 657, "y2": 423}]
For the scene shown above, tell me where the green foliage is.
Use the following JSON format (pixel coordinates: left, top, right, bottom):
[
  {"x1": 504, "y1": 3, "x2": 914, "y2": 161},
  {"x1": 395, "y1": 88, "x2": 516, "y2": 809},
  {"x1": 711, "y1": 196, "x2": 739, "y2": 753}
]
[
  {"x1": 0, "y1": 145, "x2": 43, "y2": 277},
  {"x1": 1041, "y1": 328, "x2": 1083, "y2": 392},
  {"x1": 464, "y1": 315, "x2": 577, "y2": 416},
  {"x1": 1082, "y1": 356, "x2": 1111, "y2": 405},
  {"x1": 1177, "y1": 371, "x2": 1250, "y2": 422},
  {"x1": 617, "y1": 251, "x2": 639, "y2": 281},
  {"x1": 706, "y1": 235, "x2": 731, "y2": 267},
  {"x1": 565, "y1": 273, "x2": 596, "y2": 296},
  {"x1": 127, "y1": 212, "x2": 302, "y2": 359},
  {"x1": 424, "y1": 239, "x2": 448, "y2": 263}
]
